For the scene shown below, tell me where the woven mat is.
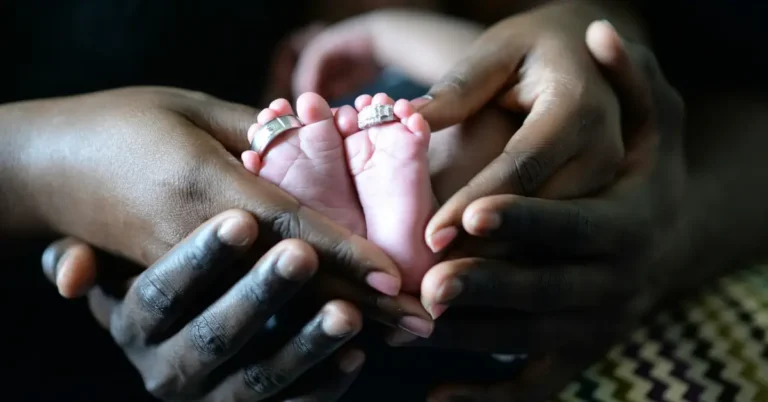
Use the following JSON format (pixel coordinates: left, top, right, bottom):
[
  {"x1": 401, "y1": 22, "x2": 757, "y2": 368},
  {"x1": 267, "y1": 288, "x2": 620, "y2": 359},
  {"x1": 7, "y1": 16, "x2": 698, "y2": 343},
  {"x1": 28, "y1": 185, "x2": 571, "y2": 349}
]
[{"x1": 555, "y1": 266, "x2": 768, "y2": 401}]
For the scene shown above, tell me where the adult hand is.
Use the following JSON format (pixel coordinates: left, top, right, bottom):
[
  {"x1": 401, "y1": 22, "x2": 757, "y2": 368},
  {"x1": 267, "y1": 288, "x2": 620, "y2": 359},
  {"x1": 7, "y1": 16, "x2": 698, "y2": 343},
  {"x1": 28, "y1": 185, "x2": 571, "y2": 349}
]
[
  {"x1": 42, "y1": 209, "x2": 378, "y2": 401},
  {"x1": 10, "y1": 86, "x2": 409, "y2": 301},
  {"x1": 420, "y1": 1, "x2": 651, "y2": 252},
  {"x1": 392, "y1": 21, "x2": 687, "y2": 401}
]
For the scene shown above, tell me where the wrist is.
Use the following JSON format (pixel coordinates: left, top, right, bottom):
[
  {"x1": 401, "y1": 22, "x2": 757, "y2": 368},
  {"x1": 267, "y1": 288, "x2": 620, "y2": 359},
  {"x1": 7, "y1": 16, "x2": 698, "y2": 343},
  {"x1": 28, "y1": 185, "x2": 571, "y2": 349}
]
[{"x1": 0, "y1": 100, "x2": 50, "y2": 236}]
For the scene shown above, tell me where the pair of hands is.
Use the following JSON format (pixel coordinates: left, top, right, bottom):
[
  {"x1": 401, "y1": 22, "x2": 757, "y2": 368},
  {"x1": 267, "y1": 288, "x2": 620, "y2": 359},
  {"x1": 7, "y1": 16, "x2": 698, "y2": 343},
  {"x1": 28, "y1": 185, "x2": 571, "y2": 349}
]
[
  {"x1": 261, "y1": 2, "x2": 687, "y2": 400},
  {"x1": 40, "y1": 4, "x2": 686, "y2": 402}
]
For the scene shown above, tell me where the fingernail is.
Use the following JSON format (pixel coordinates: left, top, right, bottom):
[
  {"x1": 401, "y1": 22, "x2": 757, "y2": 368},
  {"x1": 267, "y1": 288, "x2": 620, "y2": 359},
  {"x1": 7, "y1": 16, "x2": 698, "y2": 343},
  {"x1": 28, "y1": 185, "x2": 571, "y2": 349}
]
[
  {"x1": 321, "y1": 310, "x2": 355, "y2": 337},
  {"x1": 599, "y1": 19, "x2": 623, "y2": 45},
  {"x1": 411, "y1": 95, "x2": 433, "y2": 108},
  {"x1": 427, "y1": 226, "x2": 458, "y2": 253},
  {"x1": 275, "y1": 249, "x2": 314, "y2": 281},
  {"x1": 365, "y1": 272, "x2": 400, "y2": 296},
  {"x1": 54, "y1": 252, "x2": 75, "y2": 296},
  {"x1": 436, "y1": 278, "x2": 463, "y2": 304},
  {"x1": 337, "y1": 349, "x2": 365, "y2": 373},
  {"x1": 429, "y1": 303, "x2": 449, "y2": 320},
  {"x1": 467, "y1": 210, "x2": 501, "y2": 234},
  {"x1": 217, "y1": 217, "x2": 252, "y2": 246},
  {"x1": 397, "y1": 316, "x2": 434, "y2": 338},
  {"x1": 386, "y1": 329, "x2": 419, "y2": 346}
]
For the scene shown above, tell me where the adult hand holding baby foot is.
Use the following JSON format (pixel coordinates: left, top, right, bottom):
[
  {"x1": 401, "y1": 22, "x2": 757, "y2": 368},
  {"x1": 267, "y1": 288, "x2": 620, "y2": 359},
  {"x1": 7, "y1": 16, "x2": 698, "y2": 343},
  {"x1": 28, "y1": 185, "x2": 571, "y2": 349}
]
[{"x1": 405, "y1": 19, "x2": 687, "y2": 402}]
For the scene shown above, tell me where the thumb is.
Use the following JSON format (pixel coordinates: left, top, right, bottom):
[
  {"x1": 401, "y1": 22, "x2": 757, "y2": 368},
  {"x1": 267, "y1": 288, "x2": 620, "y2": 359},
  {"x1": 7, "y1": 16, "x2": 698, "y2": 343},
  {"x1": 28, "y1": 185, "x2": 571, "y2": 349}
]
[
  {"x1": 417, "y1": 39, "x2": 525, "y2": 131},
  {"x1": 180, "y1": 92, "x2": 261, "y2": 155}
]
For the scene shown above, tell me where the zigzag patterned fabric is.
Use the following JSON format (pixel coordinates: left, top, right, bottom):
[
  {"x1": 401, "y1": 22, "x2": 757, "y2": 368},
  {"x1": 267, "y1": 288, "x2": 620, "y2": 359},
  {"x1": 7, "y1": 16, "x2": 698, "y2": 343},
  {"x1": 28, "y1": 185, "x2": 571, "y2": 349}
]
[{"x1": 555, "y1": 265, "x2": 768, "y2": 402}]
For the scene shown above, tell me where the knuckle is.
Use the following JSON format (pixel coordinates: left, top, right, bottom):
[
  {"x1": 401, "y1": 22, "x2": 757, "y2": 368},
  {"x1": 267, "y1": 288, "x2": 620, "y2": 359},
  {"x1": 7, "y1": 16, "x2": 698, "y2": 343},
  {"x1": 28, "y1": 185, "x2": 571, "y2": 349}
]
[
  {"x1": 507, "y1": 150, "x2": 547, "y2": 195},
  {"x1": 244, "y1": 364, "x2": 291, "y2": 395},
  {"x1": 156, "y1": 157, "x2": 219, "y2": 240},
  {"x1": 271, "y1": 207, "x2": 303, "y2": 240},
  {"x1": 109, "y1": 308, "x2": 139, "y2": 347},
  {"x1": 290, "y1": 333, "x2": 319, "y2": 361},
  {"x1": 188, "y1": 311, "x2": 231, "y2": 357},
  {"x1": 136, "y1": 269, "x2": 178, "y2": 318},
  {"x1": 242, "y1": 275, "x2": 270, "y2": 306}
]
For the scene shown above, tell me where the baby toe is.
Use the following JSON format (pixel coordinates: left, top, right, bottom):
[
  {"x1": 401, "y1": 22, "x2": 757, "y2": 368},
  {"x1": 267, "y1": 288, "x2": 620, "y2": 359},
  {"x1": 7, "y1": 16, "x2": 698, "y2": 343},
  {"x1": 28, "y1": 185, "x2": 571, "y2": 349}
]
[
  {"x1": 257, "y1": 108, "x2": 279, "y2": 124},
  {"x1": 269, "y1": 98, "x2": 295, "y2": 116},
  {"x1": 355, "y1": 94, "x2": 373, "y2": 111},
  {"x1": 296, "y1": 92, "x2": 333, "y2": 124},
  {"x1": 372, "y1": 93, "x2": 394, "y2": 105},
  {"x1": 394, "y1": 99, "x2": 415, "y2": 120}
]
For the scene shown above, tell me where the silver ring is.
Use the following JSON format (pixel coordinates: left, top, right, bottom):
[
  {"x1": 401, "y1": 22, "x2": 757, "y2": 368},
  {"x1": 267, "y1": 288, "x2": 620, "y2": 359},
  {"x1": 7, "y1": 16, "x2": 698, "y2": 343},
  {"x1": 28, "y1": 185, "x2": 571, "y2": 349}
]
[
  {"x1": 250, "y1": 115, "x2": 303, "y2": 156},
  {"x1": 357, "y1": 104, "x2": 396, "y2": 130}
]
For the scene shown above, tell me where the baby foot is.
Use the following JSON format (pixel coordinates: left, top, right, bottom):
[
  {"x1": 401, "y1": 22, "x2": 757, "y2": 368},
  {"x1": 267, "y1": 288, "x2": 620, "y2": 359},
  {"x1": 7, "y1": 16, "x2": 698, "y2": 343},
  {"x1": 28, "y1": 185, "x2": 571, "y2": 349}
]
[
  {"x1": 242, "y1": 93, "x2": 365, "y2": 237},
  {"x1": 341, "y1": 93, "x2": 437, "y2": 293}
]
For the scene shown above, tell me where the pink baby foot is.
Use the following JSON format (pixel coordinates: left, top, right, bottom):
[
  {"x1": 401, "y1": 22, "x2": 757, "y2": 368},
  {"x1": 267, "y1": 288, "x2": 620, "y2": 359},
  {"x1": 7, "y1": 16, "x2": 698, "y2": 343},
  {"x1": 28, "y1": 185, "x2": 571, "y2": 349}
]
[
  {"x1": 341, "y1": 93, "x2": 438, "y2": 293},
  {"x1": 241, "y1": 93, "x2": 366, "y2": 237}
]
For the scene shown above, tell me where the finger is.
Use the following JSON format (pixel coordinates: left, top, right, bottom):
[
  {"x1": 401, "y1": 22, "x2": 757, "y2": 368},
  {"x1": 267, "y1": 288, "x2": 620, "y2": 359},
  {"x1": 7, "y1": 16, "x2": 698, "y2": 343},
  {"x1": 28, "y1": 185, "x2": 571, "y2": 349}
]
[
  {"x1": 176, "y1": 90, "x2": 261, "y2": 154},
  {"x1": 41, "y1": 237, "x2": 97, "y2": 298},
  {"x1": 417, "y1": 30, "x2": 527, "y2": 131},
  {"x1": 534, "y1": 145, "x2": 622, "y2": 200},
  {"x1": 424, "y1": 97, "x2": 589, "y2": 252},
  {"x1": 586, "y1": 20, "x2": 653, "y2": 131},
  {"x1": 223, "y1": 169, "x2": 402, "y2": 296},
  {"x1": 111, "y1": 210, "x2": 258, "y2": 346},
  {"x1": 153, "y1": 240, "x2": 318, "y2": 387},
  {"x1": 213, "y1": 300, "x2": 363, "y2": 401},
  {"x1": 281, "y1": 348, "x2": 365, "y2": 402},
  {"x1": 460, "y1": 194, "x2": 636, "y2": 257},
  {"x1": 312, "y1": 274, "x2": 433, "y2": 338},
  {"x1": 86, "y1": 286, "x2": 122, "y2": 330},
  {"x1": 420, "y1": 258, "x2": 626, "y2": 315},
  {"x1": 429, "y1": 354, "x2": 591, "y2": 402}
]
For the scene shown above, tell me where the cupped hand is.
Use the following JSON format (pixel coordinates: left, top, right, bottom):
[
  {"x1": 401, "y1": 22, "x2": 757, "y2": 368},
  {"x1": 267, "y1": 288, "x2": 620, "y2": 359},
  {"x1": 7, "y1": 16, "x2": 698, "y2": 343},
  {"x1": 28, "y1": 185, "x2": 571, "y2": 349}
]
[
  {"x1": 394, "y1": 21, "x2": 687, "y2": 401},
  {"x1": 42, "y1": 210, "x2": 373, "y2": 401},
  {"x1": 16, "y1": 86, "x2": 409, "y2": 300},
  {"x1": 420, "y1": 1, "x2": 650, "y2": 252}
]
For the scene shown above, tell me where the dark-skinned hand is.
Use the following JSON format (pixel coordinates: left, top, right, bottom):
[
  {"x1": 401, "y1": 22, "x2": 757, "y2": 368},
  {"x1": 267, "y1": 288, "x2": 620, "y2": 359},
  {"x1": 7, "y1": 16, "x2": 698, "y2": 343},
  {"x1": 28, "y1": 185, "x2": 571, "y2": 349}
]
[
  {"x1": 5, "y1": 86, "x2": 436, "y2": 337},
  {"x1": 41, "y1": 209, "x2": 428, "y2": 401},
  {"x1": 387, "y1": 20, "x2": 687, "y2": 402},
  {"x1": 418, "y1": 0, "x2": 651, "y2": 254}
]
